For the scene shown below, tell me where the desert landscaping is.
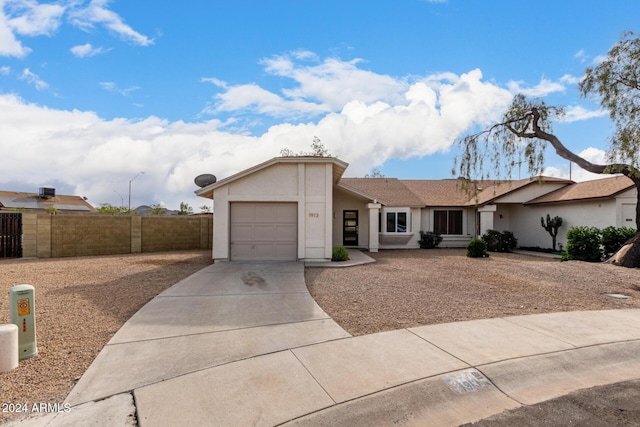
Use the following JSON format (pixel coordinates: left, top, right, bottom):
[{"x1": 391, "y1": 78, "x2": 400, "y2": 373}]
[{"x1": 2, "y1": 248, "x2": 640, "y2": 424}]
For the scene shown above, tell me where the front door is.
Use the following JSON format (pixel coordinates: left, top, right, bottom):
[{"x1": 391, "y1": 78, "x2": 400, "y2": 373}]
[{"x1": 343, "y1": 210, "x2": 358, "y2": 246}]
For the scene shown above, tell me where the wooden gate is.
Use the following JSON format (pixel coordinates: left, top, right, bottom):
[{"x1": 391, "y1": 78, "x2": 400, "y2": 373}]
[{"x1": 0, "y1": 212, "x2": 22, "y2": 258}]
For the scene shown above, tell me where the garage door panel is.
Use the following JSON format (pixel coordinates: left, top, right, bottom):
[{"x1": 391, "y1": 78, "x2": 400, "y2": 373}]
[
  {"x1": 230, "y1": 202, "x2": 297, "y2": 261},
  {"x1": 230, "y1": 243, "x2": 253, "y2": 260},
  {"x1": 230, "y1": 225, "x2": 254, "y2": 242},
  {"x1": 275, "y1": 224, "x2": 297, "y2": 241},
  {"x1": 276, "y1": 204, "x2": 297, "y2": 222},
  {"x1": 276, "y1": 244, "x2": 297, "y2": 258},
  {"x1": 253, "y1": 224, "x2": 277, "y2": 241},
  {"x1": 232, "y1": 204, "x2": 256, "y2": 221},
  {"x1": 253, "y1": 205, "x2": 277, "y2": 222}
]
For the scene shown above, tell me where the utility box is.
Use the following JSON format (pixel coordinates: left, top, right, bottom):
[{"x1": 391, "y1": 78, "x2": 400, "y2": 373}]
[{"x1": 9, "y1": 284, "x2": 38, "y2": 360}]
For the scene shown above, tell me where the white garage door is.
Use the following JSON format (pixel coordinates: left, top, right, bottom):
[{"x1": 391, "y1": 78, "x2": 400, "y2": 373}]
[{"x1": 230, "y1": 202, "x2": 297, "y2": 261}]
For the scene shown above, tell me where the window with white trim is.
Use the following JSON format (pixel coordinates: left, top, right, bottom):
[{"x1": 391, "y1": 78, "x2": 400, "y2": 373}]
[{"x1": 381, "y1": 210, "x2": 411, "y2": 233}]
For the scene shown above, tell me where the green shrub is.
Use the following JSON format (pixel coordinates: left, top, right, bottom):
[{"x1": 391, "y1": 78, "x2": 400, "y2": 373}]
[
  {"x1": 467, "y1": 239, "x2": 489, "y2": 258},
  {"x1": 331, "y1": 246, "x2": 349, "y2": 262},
  {"x1": 562, "y1": 226, "x2": 602, "y2": 262},
  {"x1": 601, "y1": 226, "x2": 636, "y2": 258},
  {"x1": 481, "y1": 230, "x2": 517, "y2": 252},
  {"x1": 419, "y1": 231, "x2": 443, "y2": 249}
]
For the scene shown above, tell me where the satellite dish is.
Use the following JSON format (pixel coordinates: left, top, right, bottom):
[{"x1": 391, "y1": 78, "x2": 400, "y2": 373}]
[{"x1": 194, "y1": 174, "x2": 217, "y2": 188}]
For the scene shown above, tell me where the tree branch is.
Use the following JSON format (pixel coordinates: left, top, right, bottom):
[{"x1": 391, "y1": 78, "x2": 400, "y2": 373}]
[{"x1": 529, "y1": 107, "x2": 632, "y2": 176}]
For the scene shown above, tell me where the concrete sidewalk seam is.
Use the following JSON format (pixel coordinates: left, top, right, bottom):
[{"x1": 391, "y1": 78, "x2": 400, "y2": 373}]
[{"x1": 290, "y1": 349, "x2": 338, "y2": 406}]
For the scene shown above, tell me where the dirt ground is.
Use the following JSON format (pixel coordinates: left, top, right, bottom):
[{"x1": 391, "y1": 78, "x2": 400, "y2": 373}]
[
  {"x1": 306, "y1": 249, "x2": 640, "y2": 336},
  {"x1": 0, "y1": 250, "x2": 212, "y2": 425}
]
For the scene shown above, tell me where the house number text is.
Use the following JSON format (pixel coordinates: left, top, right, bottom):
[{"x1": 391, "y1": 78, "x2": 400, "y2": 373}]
[{"x1": 308, "y1": 212, "x2": 319, "y2": 218}]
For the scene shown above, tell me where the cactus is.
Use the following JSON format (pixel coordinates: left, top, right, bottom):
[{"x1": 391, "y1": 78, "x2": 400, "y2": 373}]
[{"x1": 541, "y1": 214, "x2": 563, "y2": 251}]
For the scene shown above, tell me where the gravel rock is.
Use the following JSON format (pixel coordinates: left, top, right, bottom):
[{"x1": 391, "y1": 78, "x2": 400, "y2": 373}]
[
  {"x1": 0, "y1": 251, "x2": 212, "y2": 425},
  {"x1": 306, "y1": 249, "x2": 640, "y2": 336}
]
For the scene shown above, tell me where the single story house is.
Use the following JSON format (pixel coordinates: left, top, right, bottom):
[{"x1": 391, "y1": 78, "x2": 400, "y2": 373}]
[
  {"x1": 0, "y1": 188, "x2": 97, "y2": 214},
  {"x1": 195, "y1": 156, "x2": 637, "y2": 262}
]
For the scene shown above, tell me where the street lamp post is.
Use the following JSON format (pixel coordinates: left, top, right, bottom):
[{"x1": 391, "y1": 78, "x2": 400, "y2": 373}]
[{"x1": 128, "y1": 172, "x2": 144, "y2": 211}]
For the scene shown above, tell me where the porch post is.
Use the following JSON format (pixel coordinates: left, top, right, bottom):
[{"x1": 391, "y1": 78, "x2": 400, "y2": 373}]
[
  {"x1": 367, "y1": 203, "x2": 381, "y2": 252},
  {"x1": 477, "y1": 204, "x2": 496, "y2": 237}
]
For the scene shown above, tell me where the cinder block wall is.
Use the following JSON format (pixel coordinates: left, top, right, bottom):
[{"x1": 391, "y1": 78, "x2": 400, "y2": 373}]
[
  {"x1": 141, "y1": 217, "x2": 209, "y2": 252},
  {"x1": 51, "y1": 216, "x2": 132, "y2": 257},
  {"x1": 21, "y1": 214, "x2": 213, "y2": 258}
]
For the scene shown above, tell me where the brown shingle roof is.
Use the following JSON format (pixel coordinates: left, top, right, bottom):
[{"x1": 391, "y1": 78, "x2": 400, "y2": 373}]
[
  {"x1": 338, "y1": 178, "x2": 424, "y2": 207},
  {"x1": 0, "y1": 191, "x2": 97, "y2": 212},
  {"x1": 465, "y1": 176, "x2": 572, "y2": 206},
  {"x1": 402, "y1": 179, "x2": 477, "y2": 206},
  {"x1": 525, "y1": 175, "x2": 635, "y2": 205}
]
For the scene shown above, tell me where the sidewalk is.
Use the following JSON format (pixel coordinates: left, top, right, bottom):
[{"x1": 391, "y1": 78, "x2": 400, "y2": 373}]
[{"x1": 7, "y1": 256, "x2": 640, "y2": 426}]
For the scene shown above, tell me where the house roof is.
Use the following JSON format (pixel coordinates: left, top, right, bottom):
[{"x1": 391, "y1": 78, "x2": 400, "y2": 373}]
[
  {"x1": 402, "y1": 179, "x2": 490, "y2": 206},
  {"x1": 466, "y1": 176, "x2": 572, "y2": 206},
  {"x1": 0, "y1": 191, "x2": 97, "y2": 212},
  {"x1": 195, "y1": 156, "x2": 349, "y2": 199},
  {"x1": 525, "y1": 175, "x2": 635, "y2": 205},
  {"x1": 338, "y1": 178, "x2": 424, "y2": 207}
]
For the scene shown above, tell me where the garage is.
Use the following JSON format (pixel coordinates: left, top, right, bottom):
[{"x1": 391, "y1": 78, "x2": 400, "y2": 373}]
[{"x1": 230, "y1": 202, "x2": 297, "y2": 261}]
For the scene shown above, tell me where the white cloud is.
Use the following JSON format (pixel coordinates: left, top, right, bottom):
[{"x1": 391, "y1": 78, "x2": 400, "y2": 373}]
[
  {"x1": 507, "y1": 77, "x2": 566, "y2": 97},
  {"x1": 1, "y1": 0, "x2": 148, "y2": 58},
  {"x1": 0, "y1": 65, "x2": 9, "y2": 74},
  {"x1": 0, "y1": 0, "x2": 64, "y2": 57},
  {"x1": 543, "y1": 147, "x2": 616, "y2": 181},
  {"x1": 574, "y1": 49, "x2": 586, "y2": 63},
  {"x1": 261, "y1": 53, "x2": 407, "y2": 110},
  {"x1": 7, "y1": 0, "x2": 64, "y2": 36},
  {"x1": 560, "y1": 105, "x2": 608, "y2": 123},
  {"x1": 1, "y1": 52, "x2": 611, "y2": 209},
  {"x1": 99, "y1": 81, "x2": 139, "y2": 96},
  {"x1": 70, "y1": 42, "x2": 107, "y2": 57},
  {"x1": 559, "y1": 74, "x2": 581, "y2": 85},
  {"x1": 69, "y1": 0, "x2": 153, "y2": 46},
  {"x1": 19, "y1": 67, "x2": 47, "y2": 90},
  {"x1": 200, "y1": 77, "x2": 228, "y2": 89}
]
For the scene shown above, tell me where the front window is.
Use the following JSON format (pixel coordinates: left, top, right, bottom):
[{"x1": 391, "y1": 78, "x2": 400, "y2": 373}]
[
  {"x1": 434, "y1": 210, "x2": 463, "y2": 235},
  {"x1": 386, "y1": 211, "x2": 408, "y2": 233}
]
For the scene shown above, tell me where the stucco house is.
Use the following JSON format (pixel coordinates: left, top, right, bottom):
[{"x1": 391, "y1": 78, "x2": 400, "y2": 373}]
[{"x1": 195, "y1": 156, "x2": 637, "y2": 262}]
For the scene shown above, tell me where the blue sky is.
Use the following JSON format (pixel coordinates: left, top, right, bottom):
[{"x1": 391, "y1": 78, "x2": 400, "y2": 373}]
[{"x1": 1, "y1": 0, "x2": 638, "y2": 210}]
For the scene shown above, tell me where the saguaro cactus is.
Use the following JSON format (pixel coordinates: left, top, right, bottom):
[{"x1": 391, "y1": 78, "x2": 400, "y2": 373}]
[{"x1": 541, "y1": 214, "x2": 563, "y2": 251}]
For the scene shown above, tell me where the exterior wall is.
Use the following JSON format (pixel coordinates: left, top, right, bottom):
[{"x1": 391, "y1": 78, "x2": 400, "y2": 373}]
[
  {"x1": 332, "y1": 189, "x2": 370, "y2": 249},
  {"x1": 21, "y1": 214, "x2": 212, "y2": 258},
  {"x1": 212, "y1": 162, "x2": 333, "y2": 261},
  {"x1": 508, "y1": 200, "x2": 617, "y2": 249},
  {"x1": 615, "y1": 188, "x2": 637, "y2": 228}
]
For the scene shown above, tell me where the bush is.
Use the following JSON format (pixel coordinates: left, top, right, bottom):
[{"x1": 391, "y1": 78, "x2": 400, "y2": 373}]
[
  {"x1": 419, "y1": 231, "x2": 443, "y2": 249},
  {"x1": 562, "y1": 226, "x2": 602, "y2": 262},
  {"x1": 467, "y1": 239, "x2": 489, "y2": 258},
  {"x1": 331, "y1": 246, "x2": 349, "y2": 262},
  {"x1": 601, "y1": 226, "x2": 636, "y2": 258},
  {"x1": 481, "y1": 230, "x2": 518, "y2": 252}
]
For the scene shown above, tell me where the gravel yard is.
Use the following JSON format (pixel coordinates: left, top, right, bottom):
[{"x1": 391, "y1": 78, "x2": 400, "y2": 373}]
[
  {"x1": 306, "y1": 249, "x2": 640, "y2": 336},
  {"x1": 0, "y1": 250, "x2": 212, "y2": 425},
  {"x1": 1, "y1": 248, "x2": 640, "y2": 425}
]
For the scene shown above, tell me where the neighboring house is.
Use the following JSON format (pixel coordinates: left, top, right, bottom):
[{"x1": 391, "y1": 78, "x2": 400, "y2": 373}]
[
  {"x1": 0, "y1": 188, "x2": 97, "y2": 214},
  {"x1": 195, "y1": 156, "x2": 637, "y2": 261}
]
